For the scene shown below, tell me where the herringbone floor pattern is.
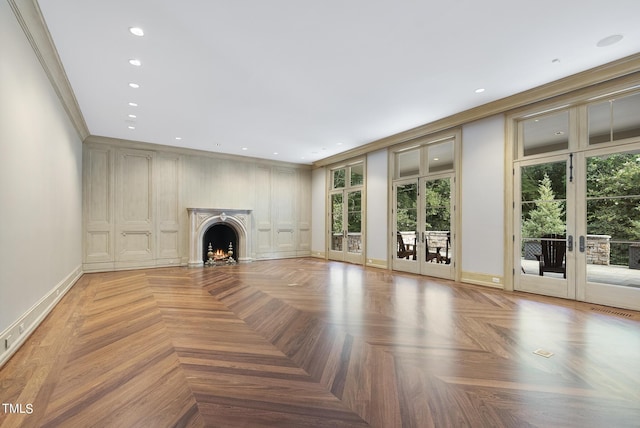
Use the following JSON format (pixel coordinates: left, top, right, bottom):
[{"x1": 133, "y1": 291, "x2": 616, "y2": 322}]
[{"x1": 1, "y1": 258, "x2": 639, "y2": 427}]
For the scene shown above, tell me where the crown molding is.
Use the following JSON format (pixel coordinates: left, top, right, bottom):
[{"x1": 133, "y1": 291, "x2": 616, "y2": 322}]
[
  {"x1": 313, "y1": 53, "x2": 640, "y2": 168},
  {"x1": 85, "y1": 135, "x2": 312, "y2": 170},
  {"x1": 8, "y1": 0, "x2": 89, "y2": 140}
]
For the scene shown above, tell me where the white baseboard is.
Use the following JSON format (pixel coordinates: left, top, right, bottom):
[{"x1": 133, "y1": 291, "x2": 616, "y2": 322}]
[
  {"x1": 461, "y1": 271, "x2": 504, "y2": 289},
  {"x1": 0, "y1": 265, "x2": 83, "y2": 369},
  {"x1": 365, "y1": 258, "x2": 388, "y2": 269}
]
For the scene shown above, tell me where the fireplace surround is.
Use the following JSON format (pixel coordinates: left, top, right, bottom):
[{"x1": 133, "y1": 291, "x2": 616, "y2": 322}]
[{"x1": 187, "y1": 208, "x2": 253, "y2": 267}]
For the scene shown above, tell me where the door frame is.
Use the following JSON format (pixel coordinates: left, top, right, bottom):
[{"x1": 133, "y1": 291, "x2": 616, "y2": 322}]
[
  {"x1": 326, "y1": 159, "x2": 366, "y2": 265},
  {"x1": 328, "y1": 188, "x2": 365, "y2": 264},
  {"x1": 575, "y1": 144, "x2": 640, "y2": 310},
  {"x1": 513, "y1": 154, "x2": 576, "y2": 299},
  {"x1": 506, "y1": 87, "x2": 640, "y2": 311},
  {"x1": 388, "y1": 129, "x2": 461, "y2": 281}
]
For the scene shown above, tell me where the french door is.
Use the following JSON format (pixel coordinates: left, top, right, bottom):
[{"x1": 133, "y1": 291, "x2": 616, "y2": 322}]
[
  {"x1": 393, "y1": 175, "x2": 455, "y2": 279},
  {"x1": 515, "y1": 146, "x2": 640, "y2": 311},
  {"x1": 515, "y1": 155, "x2": 574, "y2": 299},
  {"x1": 328, "y1": 189, "x2": 363, "y2": 264}
]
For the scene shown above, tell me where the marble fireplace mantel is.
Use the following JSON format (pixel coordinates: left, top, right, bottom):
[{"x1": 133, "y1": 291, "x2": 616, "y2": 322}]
[{"x1": 187, "y1": 208, "x2": 253, "y2": 267}]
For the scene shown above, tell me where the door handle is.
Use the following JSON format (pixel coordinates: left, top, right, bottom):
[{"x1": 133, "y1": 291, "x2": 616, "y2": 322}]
[
  {"x1": 567, "y1": 235, "x2": 573, "y2": 252},
  {"x1": 579, "y1": 236, "x2": 586, "y2": 253}
]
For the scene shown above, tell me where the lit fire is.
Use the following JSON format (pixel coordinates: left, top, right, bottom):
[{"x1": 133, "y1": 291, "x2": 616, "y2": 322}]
[{"x1": 212, "y1": 249, "x2": 228, "y2": 260}]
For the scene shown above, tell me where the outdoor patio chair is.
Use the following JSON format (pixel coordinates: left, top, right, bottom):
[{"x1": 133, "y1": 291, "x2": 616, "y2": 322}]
[
  {"x1": 397, "y1": 232, "x2": 416, "y2": 260},
  {"x1": 537, "y1": 234, "x2": 566, "y2": 278}
]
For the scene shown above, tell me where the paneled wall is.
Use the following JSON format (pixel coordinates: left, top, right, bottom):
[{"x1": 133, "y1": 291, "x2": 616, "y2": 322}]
[{"x1": 83, "y1": 138, "x2": 312, "y2": 271}]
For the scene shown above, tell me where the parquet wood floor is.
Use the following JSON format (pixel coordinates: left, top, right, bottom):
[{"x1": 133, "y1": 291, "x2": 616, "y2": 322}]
[{"x1": 1, "y1": 258, "x2": 639, "y2": 427}]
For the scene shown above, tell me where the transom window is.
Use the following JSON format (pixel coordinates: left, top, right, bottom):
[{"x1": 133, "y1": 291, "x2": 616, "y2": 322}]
[
  {"x1": 394, "y1": 137, "x2": 455, "y2": 179},
  {"x1": 332, "y1": 162, "x2": 364, "y2": 189}
]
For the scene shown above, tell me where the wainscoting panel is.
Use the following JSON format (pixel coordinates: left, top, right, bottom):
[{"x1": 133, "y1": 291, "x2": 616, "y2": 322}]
[
  {"x1": 273, "y1": 167, "x2": 296, "y2": 253},
  {"x1": 115, "y1": 149, "x2": 154, "y2": 263},
  {"x1": 117, "y1": 231, "x2": 153, "y2": 262},
  {"x1": 83, "y1": 146, "x2": 114, "y2": 263},
  {"x1": 156, "y1": 154, "x2": 180, "y2": 260},
  {"x1": 85, "y1": 231, "x2": 110, "y2": 261},
  {"x1": 298, "y1": 169, "x2": 312, "y2": 252},
  {"x1": 116, "y1": 149, "x2": 153, "y2": 226},
  {"x1": 255, "y1": 165, "x2": 273, "y2": 254}
]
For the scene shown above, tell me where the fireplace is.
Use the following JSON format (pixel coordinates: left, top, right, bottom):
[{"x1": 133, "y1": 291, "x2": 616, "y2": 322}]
[{"x1": 187, "y1": 208, "x2": 253, "y2": 267}]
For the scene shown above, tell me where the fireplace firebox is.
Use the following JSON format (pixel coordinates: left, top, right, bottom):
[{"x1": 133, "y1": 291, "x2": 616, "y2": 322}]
[{"x1": 202, "y1": 224, "x2": 237, "y2": 264}]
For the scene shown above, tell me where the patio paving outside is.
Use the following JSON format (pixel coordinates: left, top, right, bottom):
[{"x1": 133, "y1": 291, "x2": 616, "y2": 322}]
[{"x1": 521, "y1": 259, "x2": 640, "y2": 288}]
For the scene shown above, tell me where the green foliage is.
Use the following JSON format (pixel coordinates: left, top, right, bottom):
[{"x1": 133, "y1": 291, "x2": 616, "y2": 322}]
[
  {"x1": 331, "y1": 194, "x2": 343, "y2": 233},
  {"x1": 522, "y1": 174, "x2": 565, "y2": 238},
  {"x1": 348, "y1": 191, "x2": 362, "y2": 233},
  {"x1": 424, "y1": 179, "x2": 450, "y2": 230},
  {"x1": 521, "y1": 154, "x2": 640, "y2": 265},
  {"x1": 331, "y1": 191, "x2": 363, "y2": 234},
  {"x1": 395, "y1": 179, "x2": 451, "y2": 232},
  {"x1": 521, "y1": 162, "x2": 566, "y2": 203},
  {"x1": 586, "y1": 153, "x2": 640, "y2": 264},
  {"x1": 333, "y1": 168, "x2": 345, "y2": 188},
  {"x1": 396, "y1": 183, "x2": 417, "y2": 232}
]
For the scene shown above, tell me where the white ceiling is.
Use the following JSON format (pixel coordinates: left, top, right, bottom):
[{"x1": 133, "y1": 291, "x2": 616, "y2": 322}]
[{"x1": 37, "y1": 0, "x2": 640, "y2": 164}]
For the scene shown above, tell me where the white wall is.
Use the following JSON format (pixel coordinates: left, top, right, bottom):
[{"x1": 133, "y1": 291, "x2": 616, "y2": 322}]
[
  {"x1": 366, "y1": 149, "x2": 388, "y2": 263},
  {"x1": 0, "y1": 2, "x2": 83, "y2": 360},
  {"x1": 311, "y1": 167, "x2": 326, "y2": 256},
  {"x1": 461, "y1": 115, "x2": 505, "y2": 277}
]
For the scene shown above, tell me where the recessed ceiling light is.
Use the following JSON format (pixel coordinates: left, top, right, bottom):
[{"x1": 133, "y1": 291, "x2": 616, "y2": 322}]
[
  {"x1": 128, "y1": 102, "x2": 138, "y2": 107},
  {"x1": 129, "y1": 59, "x2": 142, "y2": 67},
  {"x1": 175, "y1": 137, "x2": 182, "y2": 140},
  {"x1": 433, "y1": 157, "x2": 440, "y2": 161},
  {"x1": 128, "y1": 114, "x2": 137, "y2": 118},
  {"x1": 129, "y1": 83, "x2": 140, "y2": 88},
  {"x1": 597, "y1": 34, "x2": 623, "y2": 47},
  {"x1": 128, "y1": 126, "x2": 135, "y2": 130},
  {"x1": 337, "y1": 142, "x2": 343, "y2": 146},
  {"x1": 242, "y1": 147, "x2": 248, "y2": 151},
  {"x1": 475, "y1": 88, "x2": 485, "y2": 93},
  {"x1": 273, "y1": 152, "x2": 279, "y2": 155},
  {"x1": 129, "y1": 27, "x2": 144, "y2": 37}
]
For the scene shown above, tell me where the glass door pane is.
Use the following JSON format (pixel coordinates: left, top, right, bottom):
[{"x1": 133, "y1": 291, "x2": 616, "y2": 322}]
[
  {"x1": 517, "y1": 159, "x2": 571, "y2": 298},
  {"x1": 347, "y1": 190, "x2": 362, "y2": 254},
  {"x1": 395, "y1": 182, "x2": 418, "y2": 262},
  {"x1": 585, "y1": 151, "x2": 640, "y2": 288},
  {"x1": 330, "y1": 193, "x2": 343, "y2": 252},
  {"x1": 424, "y1": 178, "x2": 452, "y2": 265}
]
